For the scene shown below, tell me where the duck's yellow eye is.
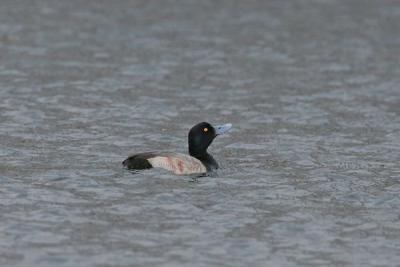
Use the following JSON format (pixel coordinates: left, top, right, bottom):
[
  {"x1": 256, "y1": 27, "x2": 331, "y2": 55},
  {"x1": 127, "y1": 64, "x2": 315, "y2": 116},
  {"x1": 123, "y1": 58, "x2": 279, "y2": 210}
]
[{"x1": 203, "y1": 127, "x2": 208, "y2": 132}]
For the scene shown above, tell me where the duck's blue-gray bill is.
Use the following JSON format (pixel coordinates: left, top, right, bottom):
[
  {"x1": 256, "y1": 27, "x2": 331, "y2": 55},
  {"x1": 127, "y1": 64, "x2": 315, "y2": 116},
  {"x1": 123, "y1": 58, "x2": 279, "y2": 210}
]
[{"x1": 215, "y1": 123, "x2": 232, "y2": 135}]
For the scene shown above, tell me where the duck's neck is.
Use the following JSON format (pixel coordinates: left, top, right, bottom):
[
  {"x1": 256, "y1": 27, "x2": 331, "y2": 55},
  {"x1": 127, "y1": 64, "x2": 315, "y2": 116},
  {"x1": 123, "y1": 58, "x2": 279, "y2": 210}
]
[{"x1": 189, "y1": 151, "x2": 219, "y2": 171}]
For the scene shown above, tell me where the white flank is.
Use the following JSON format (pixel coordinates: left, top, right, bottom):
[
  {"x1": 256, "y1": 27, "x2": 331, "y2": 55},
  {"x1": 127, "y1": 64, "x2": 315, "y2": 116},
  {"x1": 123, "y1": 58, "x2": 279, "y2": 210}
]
[{"x1": 147, "y1": 153, "x2": 207, "y2": 175}]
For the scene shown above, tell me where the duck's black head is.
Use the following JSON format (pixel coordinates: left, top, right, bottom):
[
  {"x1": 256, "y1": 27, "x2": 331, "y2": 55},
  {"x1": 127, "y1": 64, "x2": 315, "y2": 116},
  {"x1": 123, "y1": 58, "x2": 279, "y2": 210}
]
[{"x1": 188, "y1": 122, "x2": 232, "y2": 157}]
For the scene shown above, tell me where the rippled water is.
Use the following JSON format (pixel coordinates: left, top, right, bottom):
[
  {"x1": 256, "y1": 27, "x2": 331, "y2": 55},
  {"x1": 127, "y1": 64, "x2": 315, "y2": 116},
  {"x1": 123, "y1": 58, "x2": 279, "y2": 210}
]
[{"x1": 1, "y1": 0, "x2": 400, "y2": 266}]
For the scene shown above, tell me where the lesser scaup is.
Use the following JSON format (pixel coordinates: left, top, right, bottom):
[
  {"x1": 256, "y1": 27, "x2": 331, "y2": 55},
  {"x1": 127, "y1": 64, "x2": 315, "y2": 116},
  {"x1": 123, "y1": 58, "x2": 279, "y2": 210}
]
[{"x1": 122, "y1": 122, "x2": 232, "y2": 175}]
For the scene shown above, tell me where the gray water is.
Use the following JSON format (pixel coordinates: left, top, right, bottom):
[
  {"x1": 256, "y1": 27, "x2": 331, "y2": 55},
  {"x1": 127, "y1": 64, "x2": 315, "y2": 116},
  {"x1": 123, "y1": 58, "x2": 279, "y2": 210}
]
[{"x1": 1, "y1": 0, "x2": 400, "y2": 266}]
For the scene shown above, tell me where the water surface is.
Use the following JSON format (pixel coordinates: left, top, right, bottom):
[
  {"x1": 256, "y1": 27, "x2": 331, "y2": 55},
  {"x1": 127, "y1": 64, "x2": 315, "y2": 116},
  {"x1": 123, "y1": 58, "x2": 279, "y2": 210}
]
[{"x1": 1, "y1": 0, "x2": 400, "y2": 266}]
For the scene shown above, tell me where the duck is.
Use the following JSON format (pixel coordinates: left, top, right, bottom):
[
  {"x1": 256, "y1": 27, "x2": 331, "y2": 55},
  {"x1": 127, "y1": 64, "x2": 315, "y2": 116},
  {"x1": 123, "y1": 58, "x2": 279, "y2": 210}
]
[{"x1": 122, "y1": 122, "x2": 232, "y2": 175}]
